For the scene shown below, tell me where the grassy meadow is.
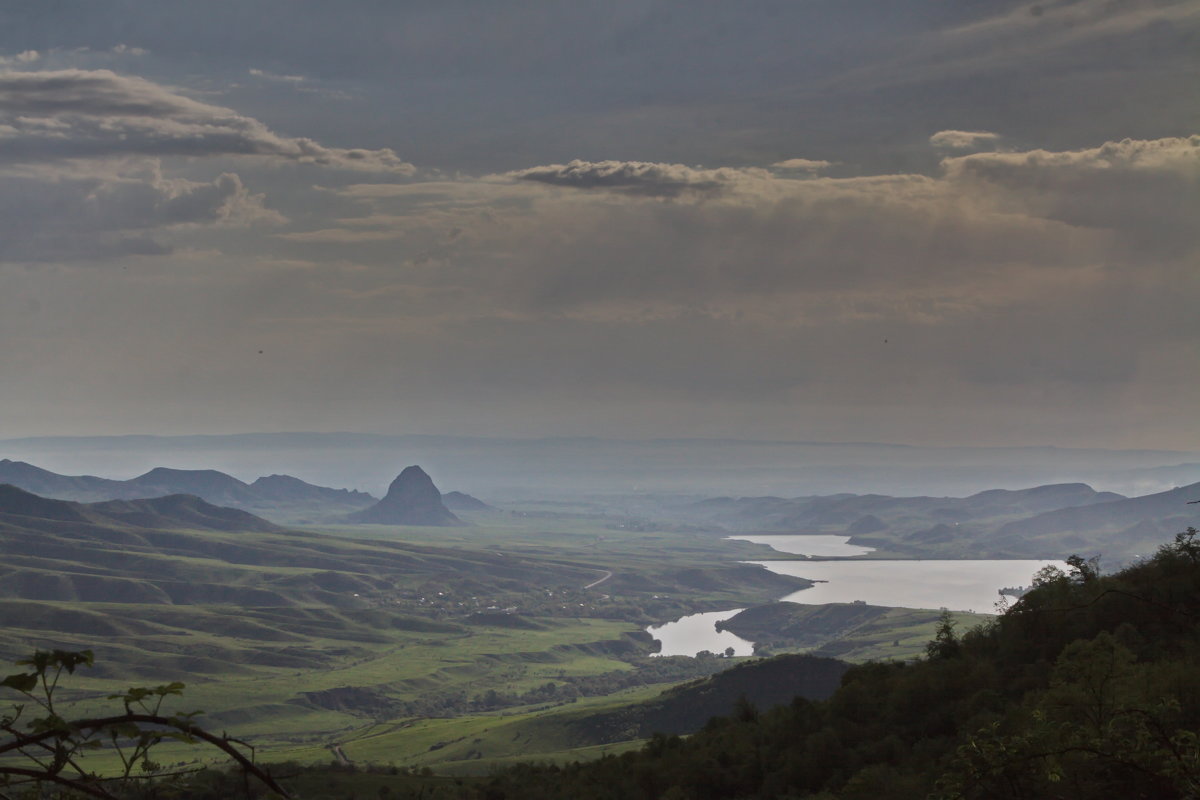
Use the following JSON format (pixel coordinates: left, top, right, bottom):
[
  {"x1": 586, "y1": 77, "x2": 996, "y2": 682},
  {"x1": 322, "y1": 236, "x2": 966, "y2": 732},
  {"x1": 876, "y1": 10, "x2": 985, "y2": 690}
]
[{"x1": 1, "y1": 503, "x2": 1005, "y2": 776}]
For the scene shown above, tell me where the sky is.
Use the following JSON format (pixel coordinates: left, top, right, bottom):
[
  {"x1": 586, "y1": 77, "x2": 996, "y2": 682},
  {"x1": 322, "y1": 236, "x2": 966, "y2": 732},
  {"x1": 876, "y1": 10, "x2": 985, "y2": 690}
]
[{"x1": 0, "y1": 0, "x2": 1197, "y2": 450}]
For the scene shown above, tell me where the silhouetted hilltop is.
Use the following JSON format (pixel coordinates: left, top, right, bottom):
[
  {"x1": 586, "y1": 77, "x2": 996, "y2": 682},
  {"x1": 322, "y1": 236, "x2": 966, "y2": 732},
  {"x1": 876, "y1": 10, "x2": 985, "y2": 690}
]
[
  {"x1": 250, "y1": 474, "x2": 374, "y2": 506},
  {"x1": 995, "y1": 480, "x2": 1200, "y2": 561},
  {"x1": 0, "y1": 484, "x2": 279, "y2": 534},
  {"x1": 126, "y1": 467, "x2": 261, "y2": 507},
  {"x1": 963, "y1": 482, "x2": 1125, "y2": 516},
  {"x1": 0, "y1": 459, "x2": 126, "y2": 501},
  {"x1": 346, "y1": 466, "x2": 462, "y2": 526},
  {"x1": 0, "y1": 483, "x2": 92, "y2": 522},
  {"x1": 442, "y1": 490, "x2": 492, "y2": 511},
  {"x1": 697, "y1": 483, "x2": 1124, "y2": 531},
  {"x1": 88, "y1": 493, "x2": 281, "y2": 533},
  {"x1": 0, "y1": 459, "x2": 374, "y2": 518},
  {"x1": 690, "y1": 481, "x2": 1137, "y2": 559}
]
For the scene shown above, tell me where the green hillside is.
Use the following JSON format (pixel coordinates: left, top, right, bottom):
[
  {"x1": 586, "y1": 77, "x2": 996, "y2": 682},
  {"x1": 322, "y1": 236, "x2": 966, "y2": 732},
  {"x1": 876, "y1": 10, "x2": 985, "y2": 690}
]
[
  {"x1": 12, "y1": 481, "x2": 1181, "y2": 797},
  {"x1": 0, "y1": 485, "x2": 817, "y2": 770},
  {"x1": 476, "y1": 530, "x2": 1200, "y2": 799}
]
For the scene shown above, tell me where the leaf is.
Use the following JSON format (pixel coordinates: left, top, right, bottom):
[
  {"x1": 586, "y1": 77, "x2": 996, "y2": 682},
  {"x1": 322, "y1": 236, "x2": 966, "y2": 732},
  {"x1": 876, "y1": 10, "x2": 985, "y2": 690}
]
[
  {"x1": 108, "y1": 722, "x2": 144, "y2": 739},
  {"x1": 1, "y1": 673, "x2": 37, "y2": 693},
  {"x1": 110, "y1": 687, "x2": 154, "y2": 704},
  {"x1": 51, "y1": 650, "x2": 94, "y2": 674},
  {"x1": 15, "y1": 649, "x2": 94, "y2": 675}
]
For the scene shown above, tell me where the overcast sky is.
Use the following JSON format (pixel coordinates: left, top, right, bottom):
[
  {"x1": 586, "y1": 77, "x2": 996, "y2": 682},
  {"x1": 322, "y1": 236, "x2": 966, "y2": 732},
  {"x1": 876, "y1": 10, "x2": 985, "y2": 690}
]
[{"x1": 0, "y1": 1, "x2": 1197, "y2": 450}]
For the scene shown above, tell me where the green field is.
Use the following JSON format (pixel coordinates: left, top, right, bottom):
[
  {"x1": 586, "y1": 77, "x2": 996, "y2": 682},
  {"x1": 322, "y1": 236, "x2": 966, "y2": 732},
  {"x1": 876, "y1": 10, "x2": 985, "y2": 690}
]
[{"x1": 1, "y1": 501, "x2": 1006, "y2": 780}]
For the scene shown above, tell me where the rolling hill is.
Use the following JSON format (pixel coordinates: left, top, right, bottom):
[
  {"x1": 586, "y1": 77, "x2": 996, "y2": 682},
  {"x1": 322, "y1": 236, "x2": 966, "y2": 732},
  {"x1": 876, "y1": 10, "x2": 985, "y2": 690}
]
[
  {"x1": 0, "y1": 484, "x2": 602, "y2": 668},
  {"x1": 993, "y1": 481, "x2": 1200, "y2": 562},
  {"x1": 685, "y1": 481, "x2": 1199, "y2": 563},
  {"x1": 0, "y1": 459, "x2": 375, "y2": 521}
]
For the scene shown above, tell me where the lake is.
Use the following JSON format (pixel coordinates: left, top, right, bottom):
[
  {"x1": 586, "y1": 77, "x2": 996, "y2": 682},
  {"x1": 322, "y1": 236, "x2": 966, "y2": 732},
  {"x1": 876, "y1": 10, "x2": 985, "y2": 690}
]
[
  {"x1": 753, "y1": 559, "x2": 1066, "y2": 613},
  {"x1": 647, "y1": 557, "x2": 1067, "y2": 656},
  {"x1": 725, "y1": 534, "x2": 875, "y2": 557},
  {"x1": 646, "y1": 608, "x2": 756, "y2": 658}
]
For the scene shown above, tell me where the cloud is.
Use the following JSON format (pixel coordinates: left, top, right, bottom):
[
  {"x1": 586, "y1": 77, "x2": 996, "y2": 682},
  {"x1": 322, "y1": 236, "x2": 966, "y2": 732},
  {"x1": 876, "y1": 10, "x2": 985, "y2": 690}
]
[
  {"x1": 298, "y1": 136, "x2": 1194, "y2": 395},
  {"x1": 5, "y1": 128, "x2": 1196, "y2": 446},
  {"x1": 0, "y1": 164, "x2": 283, "y2": 262},
  {"x1": 944, "y1": 134, "x2": 1200, "y2": 174},
  {"x1": 507, "y1": 159, "x2": 768, "y2": 198},
  {"x1": 246, "y1": 67, "x2": 357, "y2": 100},
  {"x1": 0, "y1": 50, "x2": 40, "y2": 66},
  {"x1": 929, "y1": 130, "x2": 1001, "y2": 151},
  {"x1": 379, "y1": 148, "x2": 1114, "y2": 312},
  {"x1": 829, "y1": 0, "x2": 1200, "y2": 97},
  {"x1": 771, "y1": 158, "x2": 834, "y2": 172},
  {"x1": 942, "y1": 135, "x2": 1200, "y2": 256},
  {"x1": 276, "y1": 227, "x2": 403, "y2": 244},
  {"x1": 248, "y1": 68, "x2": 305, "y2": 83},
  {"x1": 0, "y1": 69, "x2": 413, "y2": 172}
]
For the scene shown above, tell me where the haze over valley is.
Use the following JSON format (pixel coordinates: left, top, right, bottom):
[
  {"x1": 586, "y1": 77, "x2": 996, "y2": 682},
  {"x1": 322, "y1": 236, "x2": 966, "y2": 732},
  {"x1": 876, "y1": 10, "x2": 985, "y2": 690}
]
[{"x1": 1, "y1": 1, "x2": 1198, "y2": 797}]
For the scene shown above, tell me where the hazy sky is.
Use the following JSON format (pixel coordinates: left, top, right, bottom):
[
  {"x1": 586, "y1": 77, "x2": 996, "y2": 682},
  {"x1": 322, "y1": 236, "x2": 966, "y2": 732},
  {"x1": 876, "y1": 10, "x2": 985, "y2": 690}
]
[{"x1": 1, "y1": 1, "x2": 1197, "y2": 449}]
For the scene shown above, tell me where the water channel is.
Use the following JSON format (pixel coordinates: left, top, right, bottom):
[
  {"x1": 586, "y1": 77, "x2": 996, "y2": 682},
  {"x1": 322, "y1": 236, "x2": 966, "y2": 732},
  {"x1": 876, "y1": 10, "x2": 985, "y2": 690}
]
[
  {"x1": 725, "y1": 534, "x2": 875, "y2": 558},
  {"x1": 645, "y1": 609, "x2": 756, "y2": 658},
  {"x1": 648, "y1": 534, "x2": 1066, "y2": 657}
]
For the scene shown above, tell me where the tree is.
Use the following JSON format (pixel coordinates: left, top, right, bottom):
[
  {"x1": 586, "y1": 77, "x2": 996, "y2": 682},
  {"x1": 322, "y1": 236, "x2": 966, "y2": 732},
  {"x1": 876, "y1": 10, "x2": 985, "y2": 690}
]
[
  {"x1": 1066, "y1": 554, "x2": 1102, "y2": 584},
  {"x1": 925, "y1": 610, "x2": 960, "y2": 660},
  {"x1": 1, "y1": 649, "x2": 290, "y2": 799}
]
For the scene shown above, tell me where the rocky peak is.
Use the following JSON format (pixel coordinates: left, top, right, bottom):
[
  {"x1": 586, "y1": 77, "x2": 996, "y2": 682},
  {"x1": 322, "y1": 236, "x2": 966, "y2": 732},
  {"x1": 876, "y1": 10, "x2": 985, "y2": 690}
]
[{"x1": 346, "y1": 466, "x2": 461, "y2": 526}]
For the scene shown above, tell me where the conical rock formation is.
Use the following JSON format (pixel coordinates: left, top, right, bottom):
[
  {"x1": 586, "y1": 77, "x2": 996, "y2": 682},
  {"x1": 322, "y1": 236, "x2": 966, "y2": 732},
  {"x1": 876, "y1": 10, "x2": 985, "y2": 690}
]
[{"x1": 346, "y1": 466, "x2": 462, "y2": 526}]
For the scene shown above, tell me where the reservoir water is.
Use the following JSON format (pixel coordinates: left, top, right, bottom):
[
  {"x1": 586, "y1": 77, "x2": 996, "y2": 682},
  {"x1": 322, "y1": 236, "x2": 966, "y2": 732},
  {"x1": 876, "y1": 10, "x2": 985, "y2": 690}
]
[
  {"x1": 726, "y1": 534, "x2": 875, "y2": 557},
  {"x1": 647, "y1": 555, "x2": 1068, "y2": 656},
  {"x1": 647, "y1": 608, "x2": 756, "y2": 658},
  {"x1": 753, "y1": 559, "x2": 1067, "y2": 614}
]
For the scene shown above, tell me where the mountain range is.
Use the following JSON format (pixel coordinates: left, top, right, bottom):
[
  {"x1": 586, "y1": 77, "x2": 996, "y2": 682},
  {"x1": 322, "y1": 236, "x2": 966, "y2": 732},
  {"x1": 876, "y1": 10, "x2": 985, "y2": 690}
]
[
  {"x1": 691, "y1": 480, "x2": 1200, "y2": 563},
  {"x1": 0, "y1": 483, "x2": 280, "y2": 535},
  {"x1": 0, "y1": 459, "x2": 494, "y2": 526},
  {"x1": 345, "y1": 465, "x2": 463, "y2": 526},
  {"x1": 4, "y1": 432, "x2": 1197, "y2": 499},
  {"x1": 0, "y1": 482, "x2": 596, "y2": 665},
  {"x1": 0, "y1": 459, "x2": 374, "y2": 521}
]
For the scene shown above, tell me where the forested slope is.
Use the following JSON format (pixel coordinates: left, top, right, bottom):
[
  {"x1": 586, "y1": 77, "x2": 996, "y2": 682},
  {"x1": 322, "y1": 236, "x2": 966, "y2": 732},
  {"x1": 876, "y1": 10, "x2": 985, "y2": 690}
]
[{"x1": 479, "y1": 529, "x2": 1200, "y2": 799}]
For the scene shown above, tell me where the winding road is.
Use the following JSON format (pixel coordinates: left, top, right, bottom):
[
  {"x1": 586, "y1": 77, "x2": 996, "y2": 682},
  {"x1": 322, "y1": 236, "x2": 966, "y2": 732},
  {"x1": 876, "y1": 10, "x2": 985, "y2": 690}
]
[{"x1": 584, "y1": 569, "x2": 613, "y2": 590}]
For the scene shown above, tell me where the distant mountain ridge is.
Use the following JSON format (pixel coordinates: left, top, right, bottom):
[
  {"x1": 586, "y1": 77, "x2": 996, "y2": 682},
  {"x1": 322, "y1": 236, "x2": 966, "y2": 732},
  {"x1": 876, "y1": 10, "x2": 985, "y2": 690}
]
[
  {"x1": 696, "y1": 480, "x2": 1199, "y2": 563},
  {"x1": 995, "y1": 481, "x2": 1200, "y2": 562},
  {"x1": 0, "y1": 459, "x2": 374, "y2": 518},
  {"x1": 0, "y1": 483, "x2": 280, "y2": 535},
  {"x1": 4, "y1": 432, "x2": 1196, "y2": 499},
  {"x1": 346, "y1": 466, "x2": 462, "y2": 526},
  {"x1": 0, "y1": 482, "x2": 595, "y2": 625},
  {"x1": 442, "y1": 490, "x2": 492, "y2": 511},
  {"x1": 694, "y1": 482, "x2": 1125, "y2": 533}
]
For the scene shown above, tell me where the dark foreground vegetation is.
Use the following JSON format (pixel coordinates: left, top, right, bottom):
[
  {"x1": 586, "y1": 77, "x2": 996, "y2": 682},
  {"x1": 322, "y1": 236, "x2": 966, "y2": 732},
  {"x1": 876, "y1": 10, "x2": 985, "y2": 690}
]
[
  {"x1": 6, "y1": 530, "x2": 1200, "y2": 799},
  {"x1": 477, "y1": 530, "x2": 1200, "y2": 799}
]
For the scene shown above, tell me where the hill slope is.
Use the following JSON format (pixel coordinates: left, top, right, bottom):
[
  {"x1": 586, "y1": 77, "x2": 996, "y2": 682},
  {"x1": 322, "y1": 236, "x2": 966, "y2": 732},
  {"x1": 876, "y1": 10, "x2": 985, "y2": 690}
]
[
  {"x1": 480, "y1": 529, "x2": 1200, "y2": 799},
  {"x1": 0, "y1": 483, "x2": 280, "y2": 534},
  {"x1": 994, "y1": 481, "x2": 1200, "y2": 561},
  {"x1": 0, "y1": 484, "x2": 596, "y2": 640},
  {"x1": 686, "y1": 481, "x2": 1198, "y2": 562},
  {"x1": 565, "y1": 653, "x2": 848, "y2": 742},
  {"x1": 0, "y1": 459, "x2": 375, "y2": 520},
  {"x1": 346, "y1": 466, "x2": 462, "y2": 526}
]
